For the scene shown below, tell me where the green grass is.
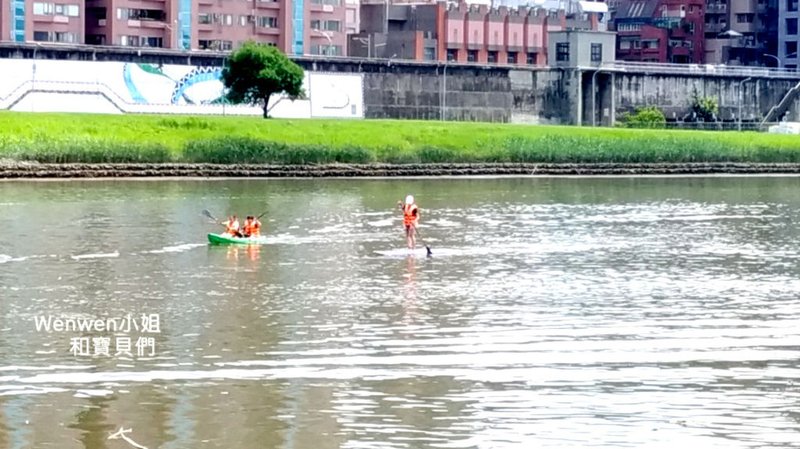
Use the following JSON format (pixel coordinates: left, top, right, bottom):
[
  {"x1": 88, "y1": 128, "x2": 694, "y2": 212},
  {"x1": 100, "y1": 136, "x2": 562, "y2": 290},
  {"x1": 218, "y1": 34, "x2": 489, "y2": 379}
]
[{"x1": 1, "y1": 112, "x2": 800, "y2": 164}]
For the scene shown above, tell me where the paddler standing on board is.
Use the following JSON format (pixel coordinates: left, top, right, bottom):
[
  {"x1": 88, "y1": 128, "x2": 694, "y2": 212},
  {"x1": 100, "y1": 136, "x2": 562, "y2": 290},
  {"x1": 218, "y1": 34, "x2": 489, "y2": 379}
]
[{"x1": 397, "y1": 195, "x2": 420, "y2": 250}]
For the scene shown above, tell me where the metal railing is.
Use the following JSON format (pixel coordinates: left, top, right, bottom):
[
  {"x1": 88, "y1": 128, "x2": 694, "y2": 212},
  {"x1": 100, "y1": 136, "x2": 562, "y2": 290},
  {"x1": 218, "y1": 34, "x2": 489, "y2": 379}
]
[
  {"x1": 619, "y1": 121, "x2": 788, "y2": 132},
  {"x1": 598, "y1": 61, "x2": 800, "y2": 79}
]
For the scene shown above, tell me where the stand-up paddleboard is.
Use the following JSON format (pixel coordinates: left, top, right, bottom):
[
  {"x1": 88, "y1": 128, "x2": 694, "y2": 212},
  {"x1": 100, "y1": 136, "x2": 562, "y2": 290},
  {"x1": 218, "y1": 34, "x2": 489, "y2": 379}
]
[
  {"x1": 375, "y1": 247, "x2": 432, "y2": 258},
  {"x1": 207, "y1": 233, "x2": 266, "y2": 245}
]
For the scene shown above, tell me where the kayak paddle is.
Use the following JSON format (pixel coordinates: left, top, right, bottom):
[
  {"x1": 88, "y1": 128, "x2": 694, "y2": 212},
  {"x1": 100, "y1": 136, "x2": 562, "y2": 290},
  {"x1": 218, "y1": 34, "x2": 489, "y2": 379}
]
[{"x1": 202, "y1": 209, "x2": 219, "y2": 222}]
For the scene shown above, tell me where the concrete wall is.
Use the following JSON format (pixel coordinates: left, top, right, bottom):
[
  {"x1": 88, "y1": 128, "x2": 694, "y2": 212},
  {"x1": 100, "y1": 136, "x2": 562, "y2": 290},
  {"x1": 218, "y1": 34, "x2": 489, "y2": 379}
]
[
  {"x1": 0, "y1": 43, "x2": 800, "y2": 124},
  {"x1": 613, "y1": 73, "x2": 800, "y2": 122}
]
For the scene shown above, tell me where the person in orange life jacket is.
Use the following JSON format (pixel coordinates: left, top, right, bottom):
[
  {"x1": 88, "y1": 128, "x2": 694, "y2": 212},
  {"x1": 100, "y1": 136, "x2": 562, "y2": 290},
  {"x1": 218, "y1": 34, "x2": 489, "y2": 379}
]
[
  {"x1": 222, "y1": 215, "x2": 242, "y2": 238},
  {"x1": 242, "y1": 215, "x2": 262, "y2": 237},
  {"x1": 397, "y1": 194, "x2": 420, "y2": 249}
]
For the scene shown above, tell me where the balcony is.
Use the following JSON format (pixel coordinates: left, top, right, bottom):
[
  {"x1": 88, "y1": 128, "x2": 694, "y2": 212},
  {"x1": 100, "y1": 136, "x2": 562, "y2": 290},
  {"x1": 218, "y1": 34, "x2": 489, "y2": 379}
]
[
  {"x1": 706, "y1": 3, "x2": 727, "y2": 13},
  {"x1": 140, "y1": 19, "x2": 168, "y2": 29},
  {"x1": 255, "y1": 0, "x2": 280, "y2": 9},
  {"x1": 670, "y1": 45, "x2": 691, "y2": 56},
  {"x1": 255, "y1": 26, "x2": 281, "y2": 35}
]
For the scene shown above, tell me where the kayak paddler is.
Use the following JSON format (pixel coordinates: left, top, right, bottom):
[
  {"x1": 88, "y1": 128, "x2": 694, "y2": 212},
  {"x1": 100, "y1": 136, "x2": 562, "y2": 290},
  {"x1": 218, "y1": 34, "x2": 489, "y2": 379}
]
[
  {"x1": 221, "y1": 215, "x2": 242, "y2": 238},
  {"x1": 242, "y1": 215, "x2": 262, "y2": 238},
  {"x1": 397, "y1": 194, "x2": 420, "y2": 250}
]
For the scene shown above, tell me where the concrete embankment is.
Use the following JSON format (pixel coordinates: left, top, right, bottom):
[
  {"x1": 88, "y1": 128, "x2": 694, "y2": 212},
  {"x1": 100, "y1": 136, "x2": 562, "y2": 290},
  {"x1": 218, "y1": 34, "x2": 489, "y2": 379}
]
[{"x1": 4, "y1": 162, "x2": 800, "y2": 178}]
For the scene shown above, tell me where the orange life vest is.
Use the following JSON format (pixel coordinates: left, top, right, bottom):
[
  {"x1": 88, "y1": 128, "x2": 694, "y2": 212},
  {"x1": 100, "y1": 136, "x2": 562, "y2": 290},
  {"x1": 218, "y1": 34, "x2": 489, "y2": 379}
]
[
  {"x1": 242, "y1": 219, "x2": 253, "y2": 236},
  {"x1": 225, "y1": 219, "x2": 240, "y2": 235},
  {"x1": 243, "y1": 219, "x2": 261, "y2": 237},
  {"x1": 403, "y1": 204, "x2": 418, "y2": 226}
]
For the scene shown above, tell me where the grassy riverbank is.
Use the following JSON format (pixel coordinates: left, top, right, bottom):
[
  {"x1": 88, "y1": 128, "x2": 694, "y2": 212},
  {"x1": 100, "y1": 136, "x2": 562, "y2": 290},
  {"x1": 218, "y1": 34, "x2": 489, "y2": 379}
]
[{"x1": 2, "y1": 112, "x2": 800, "y2": 164}]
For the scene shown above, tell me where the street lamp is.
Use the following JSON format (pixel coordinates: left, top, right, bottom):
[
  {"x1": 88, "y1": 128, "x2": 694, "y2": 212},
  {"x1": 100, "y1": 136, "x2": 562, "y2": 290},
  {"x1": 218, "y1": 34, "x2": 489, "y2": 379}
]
[
  {"x1": 738, "y1": 76, "x2": 752, "y2": 131},
  {"x1": 312, "y1": 29, "x2": 333, "y2": 56},
  {"x1": 353, "y1": 36, "x2": 386, "y2": 59},
  {"x1": 763, "y1": 53, "x2": 780, "y2": 67},
  {"x1": 163, "y1": 19, "x2": 180, "y2": 50}
]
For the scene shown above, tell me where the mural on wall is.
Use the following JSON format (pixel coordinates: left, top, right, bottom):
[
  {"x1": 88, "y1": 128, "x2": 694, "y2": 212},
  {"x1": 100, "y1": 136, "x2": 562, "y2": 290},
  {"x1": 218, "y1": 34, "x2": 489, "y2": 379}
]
[
  {"x1": 0, "y1": 59, "x2": 364, "y2": 118},
  {"x1": 122, "y1": 63, "x2": 226, "y2": 105}
]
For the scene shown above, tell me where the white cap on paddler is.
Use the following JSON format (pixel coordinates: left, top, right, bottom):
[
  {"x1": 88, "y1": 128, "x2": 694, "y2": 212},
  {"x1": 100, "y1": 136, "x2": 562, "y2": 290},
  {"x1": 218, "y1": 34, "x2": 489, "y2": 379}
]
[{"x1": 405, "y1": 195, "x2": 414, "y2": 205}]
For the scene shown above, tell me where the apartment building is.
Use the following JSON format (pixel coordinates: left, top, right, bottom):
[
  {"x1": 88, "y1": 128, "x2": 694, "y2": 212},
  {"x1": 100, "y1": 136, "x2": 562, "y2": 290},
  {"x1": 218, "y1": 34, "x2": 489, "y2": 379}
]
[
  {"x1": 704, "y1": 0, "x2": 779, "y2": 65},
  {"x1": 612, "y1": 0, "x2": 705, "y2": 63},
  {"x1": 349, "y1": 0, "x2": 607, "y2": 65},
  {"x1": 1, "y1": 0, "x2": 358, "y2": 54},
  {"x1": 779, "y1": 0, "x2": 799, "y2": 68},
  {"x1": 0, "y1": 0, "x2": 85, "y2": 43}
]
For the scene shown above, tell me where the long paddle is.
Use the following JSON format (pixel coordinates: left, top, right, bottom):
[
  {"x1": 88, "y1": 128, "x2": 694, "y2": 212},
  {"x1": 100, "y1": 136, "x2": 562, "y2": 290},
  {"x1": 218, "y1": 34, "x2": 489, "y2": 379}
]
[{"x1": 415, "y1": 227, "x2": 433, "y2": 257}]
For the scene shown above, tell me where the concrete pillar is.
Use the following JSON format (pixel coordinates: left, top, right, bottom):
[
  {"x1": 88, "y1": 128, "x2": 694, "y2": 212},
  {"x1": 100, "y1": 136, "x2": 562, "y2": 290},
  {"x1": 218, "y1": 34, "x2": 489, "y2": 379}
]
[
  {"x1": 610, "y1": 73, "x2": 616, "y2": 126},
  {"x1": 575, "y1": 69, "x2": 583, "y2": 126}
]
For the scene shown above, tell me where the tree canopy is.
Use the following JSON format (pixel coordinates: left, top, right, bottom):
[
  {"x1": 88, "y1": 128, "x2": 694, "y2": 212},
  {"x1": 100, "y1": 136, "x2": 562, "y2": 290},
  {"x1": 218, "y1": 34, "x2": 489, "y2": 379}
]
[{"x1": 221, "y1": 42, "x2": 305, "y2": 118}]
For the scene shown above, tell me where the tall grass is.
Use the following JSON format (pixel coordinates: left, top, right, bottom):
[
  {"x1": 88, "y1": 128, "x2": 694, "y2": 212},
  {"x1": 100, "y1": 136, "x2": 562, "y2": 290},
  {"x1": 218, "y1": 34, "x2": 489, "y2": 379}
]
[{"x1": 1, "y1": 112, "x2": 799, "y2": 164}]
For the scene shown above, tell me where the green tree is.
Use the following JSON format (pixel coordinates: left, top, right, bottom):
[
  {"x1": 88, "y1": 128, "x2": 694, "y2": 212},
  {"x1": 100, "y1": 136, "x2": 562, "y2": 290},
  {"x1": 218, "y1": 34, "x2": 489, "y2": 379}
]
[
  {"x1": 690, "y1": 90, "x2": 718, "y2": 122},
  {"x1": 221, "y1": 41, "x2": 305, "y2": 118}
]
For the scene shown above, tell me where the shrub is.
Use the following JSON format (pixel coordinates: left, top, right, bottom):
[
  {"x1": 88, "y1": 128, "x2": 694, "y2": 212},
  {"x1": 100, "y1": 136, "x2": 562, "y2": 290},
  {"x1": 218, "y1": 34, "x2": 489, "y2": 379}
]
[{"x1": 618, "y1": 106, "x2": 667, "y2": 129}]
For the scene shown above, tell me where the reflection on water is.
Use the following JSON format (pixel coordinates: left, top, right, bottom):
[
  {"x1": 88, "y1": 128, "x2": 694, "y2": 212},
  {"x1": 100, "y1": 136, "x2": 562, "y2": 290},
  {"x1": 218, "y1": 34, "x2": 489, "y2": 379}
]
[{"x1": 0, "y1": 177, "x2": 800, "y2": 448}]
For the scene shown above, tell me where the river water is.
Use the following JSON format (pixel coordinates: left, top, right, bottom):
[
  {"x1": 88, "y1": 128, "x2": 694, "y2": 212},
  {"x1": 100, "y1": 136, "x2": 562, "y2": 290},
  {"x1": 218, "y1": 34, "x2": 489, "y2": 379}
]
[{"x1": 0, "y1": 176, "x2": 799, "y2": 449}]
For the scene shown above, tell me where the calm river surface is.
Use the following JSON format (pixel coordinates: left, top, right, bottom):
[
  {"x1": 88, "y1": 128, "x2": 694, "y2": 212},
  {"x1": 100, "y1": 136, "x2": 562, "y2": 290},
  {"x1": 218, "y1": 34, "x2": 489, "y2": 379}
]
[{"x1": 0, "y1": 176, "x2": 799, "y2": 449}]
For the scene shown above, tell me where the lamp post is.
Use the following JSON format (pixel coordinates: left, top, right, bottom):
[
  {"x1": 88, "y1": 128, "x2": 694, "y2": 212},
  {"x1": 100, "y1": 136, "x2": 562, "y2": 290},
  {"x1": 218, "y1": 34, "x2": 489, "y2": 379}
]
[
  {"x1": 353, "y1": 36, "x2": 386, "y2": 59},
  {"x1": 738, "y1": 76, "x2": 752, "y2": 131},
  {"x1": 441, "y1": 61, "x2": 449, "y2": 121},
  {"x1": 313, "y1": 29, "x2": 333, "y2": 56},
  {"x1": 164, "y1": 19, "x2": 180, "y2": 50},
  {"x1": 763, "y1": 53, "x2": 780, "y2": 67}
]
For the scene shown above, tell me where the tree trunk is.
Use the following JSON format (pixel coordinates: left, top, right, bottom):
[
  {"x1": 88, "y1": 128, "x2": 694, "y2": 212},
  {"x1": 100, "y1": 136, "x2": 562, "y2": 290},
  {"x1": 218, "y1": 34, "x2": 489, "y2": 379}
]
[{"x1": 264, "y1": 95, "x2": 271, "y2": 118}]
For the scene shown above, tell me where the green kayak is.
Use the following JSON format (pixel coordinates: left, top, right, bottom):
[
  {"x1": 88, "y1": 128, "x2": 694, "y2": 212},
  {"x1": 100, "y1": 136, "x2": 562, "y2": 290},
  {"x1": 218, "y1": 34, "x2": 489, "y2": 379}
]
[{"x1": 207, "y1": 233, "x2": 265, "y2": 245}]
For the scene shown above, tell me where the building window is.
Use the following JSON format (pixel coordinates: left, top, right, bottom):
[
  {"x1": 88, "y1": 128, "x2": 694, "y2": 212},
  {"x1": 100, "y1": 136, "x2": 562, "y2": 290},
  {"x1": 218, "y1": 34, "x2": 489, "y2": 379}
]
[
  {"x1": 35, "y1": 31, "x2": 78, "y2": 42},
  {"x1": 120, "y1": 35, "x2": 138, "y2": 46},
  {"x1": 239, "y1": 15, "x2": 255, "y2": 26},
  {"x1": 117, "y1": 8, "x2": 164, "y2": 21},
  {"x1": 788, "y1": 18, "x2": 798, "y2": 35},
  {"x1": 789, "y1": 0, "x2": 798, "y2": 12},
  {"x1": 140, "y1": 36, "x2": 162, "y2": 47},
  {"x1": 446, "y1": 48, "x2": 457, "y2": 61},
  {"x1": 526, "y1": 52, "x2": 536, "y2": 64},
  {"x1": 311, "y1": 20, "x2": 340, "y2": 32},
  {"x1": 33, "y1": 2, "x2": 79, "y2": 16},
  {"x1": 198, "y1": 13, "x2": 211, "y2": 24},
  {"x1": 736, "y1": 13, "x2": 754, "y2": 23},
  {"x1": 467, "y1": 50, "x2": 477, "y2": 62},
  {"x1": 507, "y1": 51, "x2": 517, "y2": 64},
  {"x1": 423, "y1": 47, "x2": 435, "y2": 60},
  {"x1": 787, "y1": 41, "x2": 798, "y2": 56},
  {"x1": 311, "y1": 0, "x2": 341, "y2": 5},
  {"x1": 591, "y1": 43, "x2": 602, "y2": 62},
  {"x1": 556, "y1": 42, "x2": 570, "y2": 62},
  {"x1": 86, "y1": 34, "x2": 105, "y2": 45},
  {"x1": 257, "y1": 16, "x2": 278, "y2": 27},
  {"x1": 311, "y1": 44, "x2": 341, "y2": 55},
  {"x1": 198, "y1": 39, "x2": 233, "y2": 50},
  {"x1": 487, "y1": 51, "x2": 497, "y2": 63}
]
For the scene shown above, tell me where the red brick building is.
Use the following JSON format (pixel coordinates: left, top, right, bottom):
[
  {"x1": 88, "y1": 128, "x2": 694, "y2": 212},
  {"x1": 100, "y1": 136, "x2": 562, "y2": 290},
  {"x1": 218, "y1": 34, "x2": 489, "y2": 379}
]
[
  {"x1": 613, "y1": 0, "x2": 704, "y2": 63},
  {"x1": 350, "y1": 0, "x2": 607, "y2": 66}
]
